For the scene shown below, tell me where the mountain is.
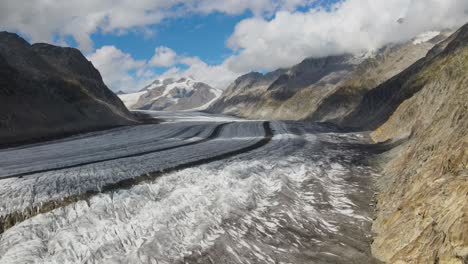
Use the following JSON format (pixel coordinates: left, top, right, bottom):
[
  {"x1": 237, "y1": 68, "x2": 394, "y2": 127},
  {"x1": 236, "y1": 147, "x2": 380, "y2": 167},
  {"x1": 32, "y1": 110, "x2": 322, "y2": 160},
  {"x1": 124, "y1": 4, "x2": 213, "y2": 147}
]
[
  {"x1": 119, "y1": 77, "x2": 222, "y2": 111},
  {"x1": 355, "y1": 24, "x2": 468, "y2": 263},
  {"x1": 0, "y1": 32, "x2": 136, "y2": 146},
  {"x1": 208, "y1": 31, "x2": 451, "y2": 121}
]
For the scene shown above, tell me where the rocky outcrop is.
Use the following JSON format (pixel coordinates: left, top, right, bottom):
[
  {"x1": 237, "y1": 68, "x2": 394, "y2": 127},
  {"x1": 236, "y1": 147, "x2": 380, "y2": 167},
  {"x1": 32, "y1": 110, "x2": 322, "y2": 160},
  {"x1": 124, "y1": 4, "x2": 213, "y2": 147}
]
[
  {"x1": 362, "y1": 24, "x2": 468, "y2": 264},
  {"x1": 0, "y1": 32, "x2": 136, "y2": 146},
  {"x1": 120, "y1": 77, "x2": 221, "y2": 111}
]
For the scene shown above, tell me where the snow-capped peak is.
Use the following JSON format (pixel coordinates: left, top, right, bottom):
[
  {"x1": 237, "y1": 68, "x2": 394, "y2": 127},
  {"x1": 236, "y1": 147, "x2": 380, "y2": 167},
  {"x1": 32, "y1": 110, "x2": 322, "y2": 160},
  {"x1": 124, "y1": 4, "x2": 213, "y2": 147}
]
[{"x1": 119, "y1": 77, "x2": 222, "y2": 111}]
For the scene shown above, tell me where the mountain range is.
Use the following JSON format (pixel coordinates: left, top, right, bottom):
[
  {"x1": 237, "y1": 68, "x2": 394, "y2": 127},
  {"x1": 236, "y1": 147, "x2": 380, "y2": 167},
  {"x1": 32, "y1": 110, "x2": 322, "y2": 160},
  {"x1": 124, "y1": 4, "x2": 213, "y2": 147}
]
[{"x1": 207, "y1": 30, "x2": 451, "y2": 123}]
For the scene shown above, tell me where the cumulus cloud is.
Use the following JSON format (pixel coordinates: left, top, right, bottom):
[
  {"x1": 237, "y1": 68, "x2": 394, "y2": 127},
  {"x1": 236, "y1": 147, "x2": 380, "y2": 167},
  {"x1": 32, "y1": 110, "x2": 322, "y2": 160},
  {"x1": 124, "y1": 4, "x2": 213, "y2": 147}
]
[
  {"x1": 0, "y1": 1, "x2": 171, "y2": 52},
  {"x1": 225, "y1": 0, "x2": 468, "y2": 72},
  {"x1": 162, "y1": 57, "x2": 238, "y2": 89},
  {"x1": 149, "y1": 46, "x2": 177, "y2": 67},
  {"x1": 0, "y1": 0, "x2": 310, "y2": 52},
  {"x1": 5, "y1": 0, "x2": 467, "y2": 92},
  {"x1": 186, "y1": 0, "x2": 312, "y2": 15},
  {"x1": 87, "y1": 46, "x2": 152, "y2": 91},
  {"x1": 150, "y1": 51, "x2": 238, "y2": 90},
  {"x1": 88, "y1": 45, "x2": 236, "y2": 92}
]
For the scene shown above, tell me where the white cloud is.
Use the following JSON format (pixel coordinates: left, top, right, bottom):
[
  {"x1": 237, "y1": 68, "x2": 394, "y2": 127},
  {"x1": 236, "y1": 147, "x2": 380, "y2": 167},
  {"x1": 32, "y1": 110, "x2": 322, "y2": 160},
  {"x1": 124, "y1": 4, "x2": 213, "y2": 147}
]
[
  {"x1": 225, "y1": 0, "x2": 468, "y2": 72},
  {"x1": 149, "y1": 46, "x2": 177, "y2": 67},
  {"x1": 0, "y1": 0, "x2": 179, "y2": 52},
  {"x1": 186, "y1": 0, "x2": 311, "y2": 15},
  {"x1": 87, "y1": 46, "x2": 153, "y2": 92},
  {"x1": 88, "y1": 45, "x2": 237, "y2": 92},
  {"x1": 162, "y1": 57, "x2": 238, "y2": 89},
  {"x1": 0, "y1": 0, "x2": 310, "y2": 52},
  {"x1": 12, "y1": 0, "x2": 467, "y2": 92},
  {"x1": 149, "y1": 50, "x2": 238, "y2": 89}
]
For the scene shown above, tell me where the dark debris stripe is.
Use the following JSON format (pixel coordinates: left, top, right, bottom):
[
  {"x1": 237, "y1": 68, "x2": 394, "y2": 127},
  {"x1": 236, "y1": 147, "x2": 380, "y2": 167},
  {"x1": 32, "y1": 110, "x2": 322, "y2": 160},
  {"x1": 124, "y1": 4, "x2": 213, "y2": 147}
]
[
  {"x1": 0, "y1": 122, "x2": 231, "y2": 180},
  {"x1": 101, "y1": 121, "x2": 273, "y2": 193},
  {"x1": 0, "y1": 121, "x2": 273, "y2": 234}
]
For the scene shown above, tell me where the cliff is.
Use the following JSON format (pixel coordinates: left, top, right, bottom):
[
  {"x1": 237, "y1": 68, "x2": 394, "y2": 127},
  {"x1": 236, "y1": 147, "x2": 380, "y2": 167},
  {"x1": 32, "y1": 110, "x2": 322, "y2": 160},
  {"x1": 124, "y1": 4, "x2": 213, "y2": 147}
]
[{"x1": 364, "y1": 24, "x2": 468, "y2": 263}]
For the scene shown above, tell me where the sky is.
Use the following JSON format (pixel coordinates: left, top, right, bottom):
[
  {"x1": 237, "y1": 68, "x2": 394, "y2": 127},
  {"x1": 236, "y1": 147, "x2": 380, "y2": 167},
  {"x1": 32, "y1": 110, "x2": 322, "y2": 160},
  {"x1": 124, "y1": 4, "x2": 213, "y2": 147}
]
[{"x1": 1, "y1": 0, "x2": 468, "y2": 92}]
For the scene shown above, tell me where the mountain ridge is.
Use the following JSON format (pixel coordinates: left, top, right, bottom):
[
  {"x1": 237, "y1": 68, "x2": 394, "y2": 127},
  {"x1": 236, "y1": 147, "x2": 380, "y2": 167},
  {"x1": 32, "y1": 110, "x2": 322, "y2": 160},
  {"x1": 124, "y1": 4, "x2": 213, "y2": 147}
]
[{"x1": 207, "y1": 31, "x2": 449, "y2": 121}]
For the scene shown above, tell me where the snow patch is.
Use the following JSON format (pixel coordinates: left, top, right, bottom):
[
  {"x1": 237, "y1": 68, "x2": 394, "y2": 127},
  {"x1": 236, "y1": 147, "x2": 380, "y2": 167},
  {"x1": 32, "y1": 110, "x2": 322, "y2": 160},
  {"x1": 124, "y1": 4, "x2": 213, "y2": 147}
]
[
  {"x1": 413, "y1": 31, "x2": 440, "y2": 45},
  {"x1": 118, "y1": 91, "x2": 146, "y2": 109}
]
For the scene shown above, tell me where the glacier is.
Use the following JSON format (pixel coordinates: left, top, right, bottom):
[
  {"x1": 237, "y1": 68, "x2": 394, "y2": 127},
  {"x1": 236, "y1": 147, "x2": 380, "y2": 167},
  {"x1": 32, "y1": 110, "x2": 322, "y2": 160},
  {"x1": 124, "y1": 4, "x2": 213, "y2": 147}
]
[{"x1": 0, "y1": 111, "x2": 380, "y2": 264}]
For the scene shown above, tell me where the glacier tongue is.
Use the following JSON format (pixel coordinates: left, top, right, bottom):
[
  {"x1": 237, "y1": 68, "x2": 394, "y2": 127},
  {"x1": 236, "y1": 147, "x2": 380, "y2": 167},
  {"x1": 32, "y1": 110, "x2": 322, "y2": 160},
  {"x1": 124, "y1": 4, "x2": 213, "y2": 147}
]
[{"x1": 0, "y1": 114, "x2": 379, "y2": 264}]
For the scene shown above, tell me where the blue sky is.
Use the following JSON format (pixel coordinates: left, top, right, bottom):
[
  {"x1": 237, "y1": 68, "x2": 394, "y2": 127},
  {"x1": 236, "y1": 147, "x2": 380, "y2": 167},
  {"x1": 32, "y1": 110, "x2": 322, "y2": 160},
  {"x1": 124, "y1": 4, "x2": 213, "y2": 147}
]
[
  {"x1": 88, "y1": 1, "x2": 340, "y2": 79},
  {"x1": 92, "y1": 12, "x2": 250, "y2": 65},
  {"x1": 85, "y1": 10, "x2": 257, "y2": 90},
  {"x1": 1, "y1": 0, "x2": 467, "y2": 91},
  {"x1": 91, "y1": 0, "x2": 339, "y2": 67}
]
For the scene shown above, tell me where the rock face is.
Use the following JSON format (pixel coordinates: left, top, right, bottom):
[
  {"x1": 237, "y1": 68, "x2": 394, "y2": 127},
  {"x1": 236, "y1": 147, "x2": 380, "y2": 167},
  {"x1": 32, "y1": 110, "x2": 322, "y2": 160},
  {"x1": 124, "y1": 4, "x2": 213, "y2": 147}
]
[
  {"x1": 119, "y1": 77, "x2": 222, "y2": 111},
  {"x1": 0, "y1": 32, "x2": 136, "y2": 146},
  {"x1": 362, "y1": 24, "x2": 468, "y2": 264},
  {"x1": 207, "y1": 70, "x2": 285, "y2": 115},
  {"x1": 208, "y1": 32, "x2": 449, "y2": 121}
]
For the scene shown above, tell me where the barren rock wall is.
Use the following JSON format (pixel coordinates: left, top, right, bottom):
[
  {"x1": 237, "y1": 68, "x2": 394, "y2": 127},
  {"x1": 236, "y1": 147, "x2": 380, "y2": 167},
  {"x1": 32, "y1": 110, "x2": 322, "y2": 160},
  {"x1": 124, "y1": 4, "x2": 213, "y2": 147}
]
[{"x1": 370, "y1": 35, "x2": 468, "y2": 264}]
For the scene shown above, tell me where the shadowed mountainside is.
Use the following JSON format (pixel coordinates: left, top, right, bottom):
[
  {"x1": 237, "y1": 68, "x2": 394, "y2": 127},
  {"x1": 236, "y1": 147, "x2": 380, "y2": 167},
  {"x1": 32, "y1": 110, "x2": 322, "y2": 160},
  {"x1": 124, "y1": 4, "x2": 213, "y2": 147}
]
[{"x1": 0, "y1": 32, "x2": 136, "y2": 146}]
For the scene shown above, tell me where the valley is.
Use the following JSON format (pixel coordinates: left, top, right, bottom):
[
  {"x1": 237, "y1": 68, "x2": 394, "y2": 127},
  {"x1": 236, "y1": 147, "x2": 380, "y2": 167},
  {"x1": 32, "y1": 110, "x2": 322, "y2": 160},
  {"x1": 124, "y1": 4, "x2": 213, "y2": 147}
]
[{"x1": 0, "y1": 4, "x2": 467, "y2": 263}]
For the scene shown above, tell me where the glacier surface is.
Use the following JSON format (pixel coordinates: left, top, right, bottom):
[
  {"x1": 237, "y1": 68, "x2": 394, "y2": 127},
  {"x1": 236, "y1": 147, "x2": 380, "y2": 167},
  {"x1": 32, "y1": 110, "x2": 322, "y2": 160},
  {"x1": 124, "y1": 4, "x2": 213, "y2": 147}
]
[{"x1": 0, "y1": 112, "x2": 379, "y2": 264}]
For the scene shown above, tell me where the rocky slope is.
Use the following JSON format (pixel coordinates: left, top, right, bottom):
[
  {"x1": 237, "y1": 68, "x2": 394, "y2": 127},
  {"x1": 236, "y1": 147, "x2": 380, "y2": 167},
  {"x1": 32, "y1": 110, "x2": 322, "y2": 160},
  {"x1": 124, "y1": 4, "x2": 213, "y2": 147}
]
[
  {"x1": 207, "y1": 69, "x2": 285, "y2": 115},
  {"x1": 208, "y1": 31, "x2": 450, "y2": 121},
  {"x1": 119, "y1": 77, "x2": 221, "y2": 111},
  {"x1": 0, "y1": 32, "x2": 136, "y2": 146},
  {"x1": 359, "y1": 24, "x2": 468, "y2": 264}
]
